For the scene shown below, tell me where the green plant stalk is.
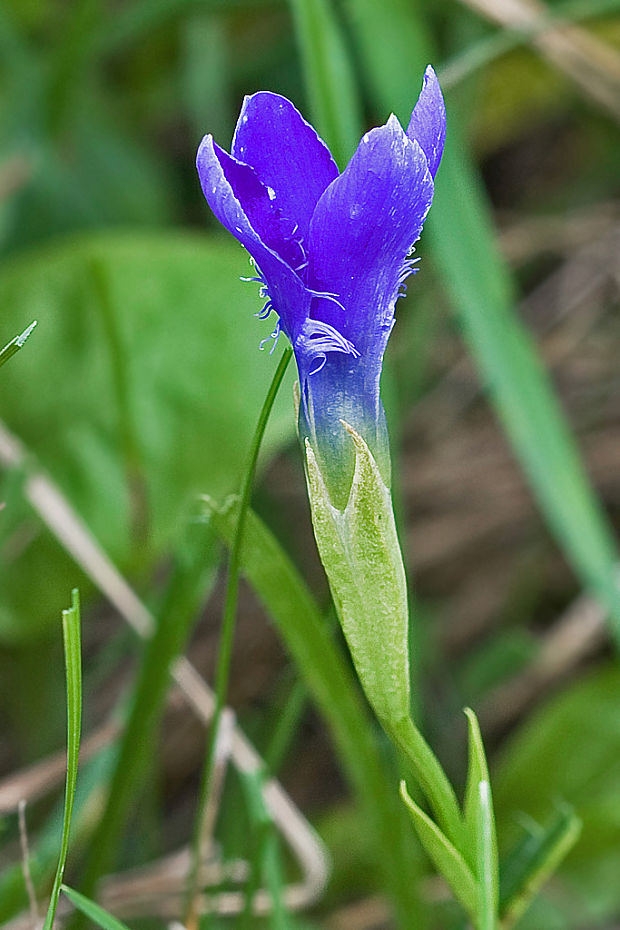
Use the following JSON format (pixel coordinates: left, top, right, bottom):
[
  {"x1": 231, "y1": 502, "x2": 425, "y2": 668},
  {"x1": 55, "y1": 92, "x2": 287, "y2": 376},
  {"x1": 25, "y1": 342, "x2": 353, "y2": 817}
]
[
  {"x1": 73, "y1": 516, "x2": 218, "y2": 918},
  {"x1": 184, "y1": 345, "x2": 292, "y2": 927},
  {"x1": 207, "y1": 498, "x2": 425, "y2": 928},
  {"x1": 43, "y1": 590, "x2": 82, "y2": 930}
]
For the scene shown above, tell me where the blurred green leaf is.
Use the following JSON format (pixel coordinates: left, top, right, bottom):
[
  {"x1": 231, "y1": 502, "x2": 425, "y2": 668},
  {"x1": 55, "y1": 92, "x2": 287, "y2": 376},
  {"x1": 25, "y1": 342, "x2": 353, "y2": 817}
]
[
  {"x1": 494, "y1": 664, "x2": 620, "y2": 926},
  {"x1": 500, "y1": 806, "x2": 581, "y2": 929},
  {"x1": 288, "y1": 0, "x2": 363, "y2": 167},
  {"x1": 0, "y1": 231, "x2": 296, "y2": 641},
  {"x1": 61, "y1": 885, "x2": 131, "y2": 930},
  {"x1": 400, "y1": 779, "x2": 477, "y2": 923}
]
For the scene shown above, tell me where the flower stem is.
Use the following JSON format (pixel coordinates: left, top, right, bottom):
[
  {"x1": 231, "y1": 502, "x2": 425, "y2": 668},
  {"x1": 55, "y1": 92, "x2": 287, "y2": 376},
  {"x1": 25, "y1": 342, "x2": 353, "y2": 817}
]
[{"x1": 184, "y1": 345, "x2": 292, "y2": 928}]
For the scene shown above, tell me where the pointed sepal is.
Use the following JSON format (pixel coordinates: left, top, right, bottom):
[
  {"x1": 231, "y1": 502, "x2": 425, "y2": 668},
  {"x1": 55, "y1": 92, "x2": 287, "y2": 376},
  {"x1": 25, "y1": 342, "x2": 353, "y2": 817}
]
[
  {"x1": 400, "y1": 780, "x2": 478, "y2": 923},
  {"x1": 304, "y1": 420, "x2": 410, "y2": 728}
]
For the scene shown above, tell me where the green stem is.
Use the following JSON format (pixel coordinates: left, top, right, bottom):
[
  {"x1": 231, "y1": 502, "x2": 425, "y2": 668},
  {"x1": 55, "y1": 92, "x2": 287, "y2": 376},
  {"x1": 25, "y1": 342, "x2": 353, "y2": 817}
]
[{"x1": 184, "y1": 345, "x2": 292, "y2": 927}]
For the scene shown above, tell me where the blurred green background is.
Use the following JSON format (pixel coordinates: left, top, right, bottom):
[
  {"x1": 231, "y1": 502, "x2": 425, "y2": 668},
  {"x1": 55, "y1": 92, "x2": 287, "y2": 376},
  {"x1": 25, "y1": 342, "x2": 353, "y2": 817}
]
[{"x1": 1, "y1": 0, "x2": 620, "y2": 927}]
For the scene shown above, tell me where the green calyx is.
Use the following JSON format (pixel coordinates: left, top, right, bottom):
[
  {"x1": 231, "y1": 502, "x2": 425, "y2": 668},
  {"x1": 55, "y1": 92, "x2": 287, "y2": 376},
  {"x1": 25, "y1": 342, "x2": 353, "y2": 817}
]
[{"x1": 304, "y1": 419, "x2": 410, "y2": 729}]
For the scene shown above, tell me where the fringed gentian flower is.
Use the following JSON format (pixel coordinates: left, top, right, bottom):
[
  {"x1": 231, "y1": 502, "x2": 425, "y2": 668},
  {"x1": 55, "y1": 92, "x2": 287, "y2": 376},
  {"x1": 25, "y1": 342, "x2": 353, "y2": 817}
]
[{"x1": 196, "y1": 66, "x2": 445, "y2": 507}]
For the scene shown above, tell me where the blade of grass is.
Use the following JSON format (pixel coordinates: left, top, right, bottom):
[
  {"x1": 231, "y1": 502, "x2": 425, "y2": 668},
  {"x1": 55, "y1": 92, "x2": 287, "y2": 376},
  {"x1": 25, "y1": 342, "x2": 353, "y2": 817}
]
[
  {"x1": 42, "y1": 589, "x2": 82, "y2": 930},
  {"x1": 238, "y1": 769, "x2": 291, "y2": 930},
  {"x1": 205, "y1": 497, "x2": 424, "y2": 928},
  {"x1": 0, "y1": 321, "x2": 36, "y2": 370},
  {"x1": 288, "y1": 0, "x2": 363, "y2": 167},
  {"x1": 499, "y1": 806, "x2": 582, "y2": 929},
  {"x1": 184, "y1": 346, "x2": 292, "y2": 928},
  {"x1": 61, "y1": 885, "x2": 131, "y2": 930},
  {"x1": 344, "y1": 0, "x2": 620, "y2": 641}
]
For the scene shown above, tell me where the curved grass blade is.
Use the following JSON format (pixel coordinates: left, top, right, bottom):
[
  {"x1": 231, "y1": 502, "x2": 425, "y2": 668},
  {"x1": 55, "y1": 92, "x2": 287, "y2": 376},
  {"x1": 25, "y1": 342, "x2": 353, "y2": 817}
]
[
  {"x1": 61, "y1": 885, "x2": 131, "y2": 930},
  {"x1": 42, "y1": 589, "x2": 82, "y2": 930}
]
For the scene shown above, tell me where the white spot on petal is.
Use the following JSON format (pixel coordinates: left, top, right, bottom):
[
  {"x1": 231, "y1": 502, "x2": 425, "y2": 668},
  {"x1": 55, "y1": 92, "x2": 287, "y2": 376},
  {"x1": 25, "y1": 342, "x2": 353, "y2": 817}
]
[{"x1": 267, "y1": 186, "x2": 276, "y2": 201}]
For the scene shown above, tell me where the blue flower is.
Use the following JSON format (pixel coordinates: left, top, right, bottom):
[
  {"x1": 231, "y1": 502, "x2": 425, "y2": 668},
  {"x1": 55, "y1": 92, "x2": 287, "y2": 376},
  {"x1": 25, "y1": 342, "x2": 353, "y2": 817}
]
[{"x1": 197, "y1": 66, "x2": 445, "y2": 503}]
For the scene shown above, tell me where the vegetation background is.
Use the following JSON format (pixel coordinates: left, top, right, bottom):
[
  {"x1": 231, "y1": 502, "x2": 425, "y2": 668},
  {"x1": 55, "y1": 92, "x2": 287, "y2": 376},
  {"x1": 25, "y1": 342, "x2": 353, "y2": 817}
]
[{"x1": 0, "y1": 0, "x2": 620, "y2": 927}]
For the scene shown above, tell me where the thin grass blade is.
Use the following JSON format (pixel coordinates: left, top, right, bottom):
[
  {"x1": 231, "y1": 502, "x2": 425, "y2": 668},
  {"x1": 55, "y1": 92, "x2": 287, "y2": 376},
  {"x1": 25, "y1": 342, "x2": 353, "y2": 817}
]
[
  {"x1": 42, "y1": 589, "x2": 82, "y2": 930},
  {"x1": 0, "y1": 321, "x2": 36, "y2": 370}
]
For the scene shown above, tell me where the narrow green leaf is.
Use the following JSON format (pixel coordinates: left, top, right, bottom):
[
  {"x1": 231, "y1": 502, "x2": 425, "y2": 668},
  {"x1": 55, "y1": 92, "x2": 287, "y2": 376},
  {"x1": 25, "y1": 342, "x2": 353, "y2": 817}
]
[
  {"x1": 477, "y1": 781, "x2": 498, "y2": 930},
  {"x1": 499, "y1": 807, "x2": 582, "y2": 929},
  {"x1": 400, "y1": 780, "x2": 478, "y2": 923},
  {"x1": 464, "y1": 711, "x2": 499, "y2": 927},
  {"x1": 0, "y1": 321, "x2": 36, "y2": 370},
  {"x1": 464, "y1": 708, "x2": 490, "y2": 854},
  {"x1": 346, "y1": 1, "x2": 620, "y2": 642},
  {"x1": 61, "y1": 885, "x2": 131, "y2": 930},
  {"x1": 204, "y1": 496, "x2": 424, "y2": 926},
  {"x1": 42, "y1": 589, "x2": 82, "y2": 930},
  {"x1": 288, "y1": 0, "x2": 363, "y2": 167}
]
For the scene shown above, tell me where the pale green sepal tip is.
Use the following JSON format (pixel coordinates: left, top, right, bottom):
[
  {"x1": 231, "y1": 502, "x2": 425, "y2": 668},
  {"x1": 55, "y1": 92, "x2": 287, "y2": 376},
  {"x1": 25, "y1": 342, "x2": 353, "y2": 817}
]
[
  {"x1": 400, "y1": 779, "x2": 478, "y2": 923},
  {"x1": 304, "y1": 421, "x2": 410, "y2": 729}
]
